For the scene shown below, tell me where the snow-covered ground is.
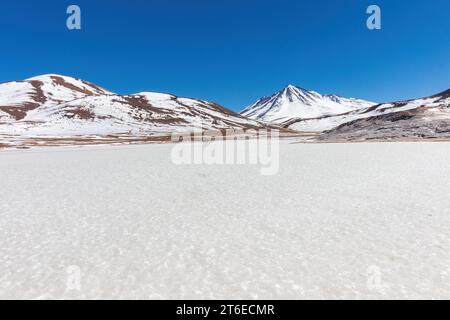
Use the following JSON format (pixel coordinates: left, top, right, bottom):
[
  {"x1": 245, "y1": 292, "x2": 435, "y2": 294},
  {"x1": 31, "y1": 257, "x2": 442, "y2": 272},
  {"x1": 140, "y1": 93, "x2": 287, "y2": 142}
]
[{"x1": 1, "y1": 141, "x2": 450, "y2": 299}]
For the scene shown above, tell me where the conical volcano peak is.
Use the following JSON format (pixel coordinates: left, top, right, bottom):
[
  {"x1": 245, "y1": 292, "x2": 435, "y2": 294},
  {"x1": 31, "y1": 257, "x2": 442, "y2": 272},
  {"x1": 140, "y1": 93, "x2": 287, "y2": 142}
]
[
  {"x1": 282, "y1": 84, "x2": 309, "y2": 93},
  {"x1": 241, "y1": 85, "x2": 376, "y2": 124},
  {"x1": 285, "y1": 84, "x2": 299, "y2": 90}
]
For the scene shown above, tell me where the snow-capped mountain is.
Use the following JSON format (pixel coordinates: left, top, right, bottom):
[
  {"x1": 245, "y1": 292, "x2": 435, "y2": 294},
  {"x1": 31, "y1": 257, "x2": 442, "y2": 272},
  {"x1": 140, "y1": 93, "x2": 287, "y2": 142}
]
[
  {"x1": 319, "y1": 89, "x2": 450, "y2": 141},
  {"x1": 241, "y1": 84, "x2": 375, "y2": 125},
  {"x1": 3, "y1": 74, "x2": 448, "y2": 143},
  {"x1": 0, "y1": 74, "x2": 269, "y2": 138},
  {"x1": 0, "y1": 74, "x2": 112, "y2": 120}
]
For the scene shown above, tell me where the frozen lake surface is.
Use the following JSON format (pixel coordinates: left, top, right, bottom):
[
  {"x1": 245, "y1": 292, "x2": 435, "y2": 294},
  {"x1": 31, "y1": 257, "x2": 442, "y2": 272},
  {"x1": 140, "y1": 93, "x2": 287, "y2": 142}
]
[{"x1": 1, "y1": 141, "x2": 450, "y2": 299}]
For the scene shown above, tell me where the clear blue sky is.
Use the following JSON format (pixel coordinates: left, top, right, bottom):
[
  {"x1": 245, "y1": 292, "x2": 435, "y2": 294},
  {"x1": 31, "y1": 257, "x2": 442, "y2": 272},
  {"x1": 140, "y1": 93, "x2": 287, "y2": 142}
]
[{"x1": 1, "y1": 0, "x2": 449, "y2": 111}]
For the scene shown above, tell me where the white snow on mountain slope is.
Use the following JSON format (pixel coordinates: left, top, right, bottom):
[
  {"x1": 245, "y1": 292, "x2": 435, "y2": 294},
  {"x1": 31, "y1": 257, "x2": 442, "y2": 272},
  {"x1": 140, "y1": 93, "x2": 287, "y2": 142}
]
[
  {"x1": 0, "y1": 74, "x2": 112, "y2": 120},
  {"x1": 241, "y1": 84, "x2": 375, "y2": 125},
  {"x1": 286, "y1": 89, "x2": 450, "y2": 132},
  {"x1": 0, "y1": 81, "x2": 37, "y2": 107},
  {"x1": 1, "y1": 91, "x2": 266, "y2": 136},
  {"x1": 25, "y1": 74, "x2": 113, "y2": 101},
  {"x1": 318, "y1": 89, "x2": 450, "y2": 140},
  {"x1": 135, "y1": 92, "x2": 260, "y2": 128},
  {"x1": 0, "y1": 75, "x2": 271, "y2": 137},
  {"x1": 0, "y1": 110, "x2": 13, "y2": 122}
]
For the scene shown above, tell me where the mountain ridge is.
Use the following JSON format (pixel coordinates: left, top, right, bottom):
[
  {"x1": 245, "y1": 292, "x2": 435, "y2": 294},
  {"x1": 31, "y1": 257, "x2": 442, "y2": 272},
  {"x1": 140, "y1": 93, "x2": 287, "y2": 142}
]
[
  {"x1": 1, "y1": 74, "x2": 449, "y2": 144},
  {"x1": 241, "y1": 84, "x2": 376, "y2": 126},
  {"x1": 319, "y1": 89, "x2": 450, "y2": 141},
  {"x1": 0, "y1": 74, "x2": 274, "y2": 138}
]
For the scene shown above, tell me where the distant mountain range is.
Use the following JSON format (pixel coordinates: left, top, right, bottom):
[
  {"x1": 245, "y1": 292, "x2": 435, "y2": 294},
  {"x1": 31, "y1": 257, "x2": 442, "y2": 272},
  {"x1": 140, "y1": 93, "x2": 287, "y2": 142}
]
[
  {"x1": 0, "y1": 74, "x2": 269, "y2": 137},
  {"x1": 0, "y1": 74, "x2": 449, "y2": 145},
  {"x1": 319, "y1": 89, "x2": 450, "y2": 141},
  {"x1": 242, "y1": 84, "x2": 450, "y2": 140}
]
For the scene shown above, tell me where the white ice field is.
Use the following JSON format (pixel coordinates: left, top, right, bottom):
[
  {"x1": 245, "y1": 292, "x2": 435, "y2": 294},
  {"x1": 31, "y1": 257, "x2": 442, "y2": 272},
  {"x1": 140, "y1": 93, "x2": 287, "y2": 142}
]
[{"x1": 1, "y1": 140, "x2": 450, "y2": 299}]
